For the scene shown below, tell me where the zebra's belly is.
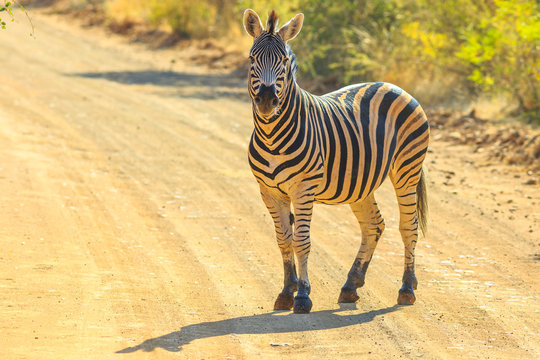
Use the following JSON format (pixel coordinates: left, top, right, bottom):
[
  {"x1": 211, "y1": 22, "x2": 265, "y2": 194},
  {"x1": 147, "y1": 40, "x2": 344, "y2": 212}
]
[
  {"x1": 313, "y1": 154, "x2": 391, "y2": 205},
  {"x1": 249, "y1": 144, "x2": 391, "y2": 203}
]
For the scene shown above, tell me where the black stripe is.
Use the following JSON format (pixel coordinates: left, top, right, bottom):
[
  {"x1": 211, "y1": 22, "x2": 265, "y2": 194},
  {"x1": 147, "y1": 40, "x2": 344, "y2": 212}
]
[
  {"x1": 395, "y1": 97, "x2": 419, "y2": 131},
  {"x1": 358, "y1": 82, "x2": 385, "y2": 199},
  {"x1": 393, "y1": 121, "x2": 429, "y2": 162},
  {"x1": 367, "y1": 86, "x2": 402, "y2": 195}
]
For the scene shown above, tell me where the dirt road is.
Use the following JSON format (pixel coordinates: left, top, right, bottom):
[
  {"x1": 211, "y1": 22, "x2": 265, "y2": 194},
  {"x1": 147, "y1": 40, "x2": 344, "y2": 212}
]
[{"x1": 1, "y1": 12, "x2": 539, "y2": 360}]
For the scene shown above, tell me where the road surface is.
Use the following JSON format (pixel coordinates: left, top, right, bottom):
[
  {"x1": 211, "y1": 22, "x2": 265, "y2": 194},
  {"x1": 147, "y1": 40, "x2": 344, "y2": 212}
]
[{"x1": 1, "y1": 11, "x2": 539, "y2": 359}]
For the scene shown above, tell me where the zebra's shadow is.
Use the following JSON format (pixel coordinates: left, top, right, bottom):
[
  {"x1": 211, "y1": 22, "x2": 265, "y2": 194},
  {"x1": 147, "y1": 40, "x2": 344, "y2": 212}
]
[
  {"x1": 116, "y1": 304, "x2": 400, "y2": 353},
  {"x1": 69, "y1": 70, "x2": 247, "y2": 100}
]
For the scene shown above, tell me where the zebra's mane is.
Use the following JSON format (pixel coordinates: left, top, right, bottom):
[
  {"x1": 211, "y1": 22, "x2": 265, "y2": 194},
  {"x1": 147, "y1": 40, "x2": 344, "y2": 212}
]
[
  {"x1": 286, "y1": 44, "x2": 298, "y2": 80},
  {"x1": 267, "y1": 10, "x2": 278, "y2": 33}
]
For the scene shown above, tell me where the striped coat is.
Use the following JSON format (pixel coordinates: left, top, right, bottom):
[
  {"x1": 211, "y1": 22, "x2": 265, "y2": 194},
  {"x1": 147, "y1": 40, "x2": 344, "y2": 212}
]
[{"x1": 249, "y1": 81, "x2": 428, "y2": 205}]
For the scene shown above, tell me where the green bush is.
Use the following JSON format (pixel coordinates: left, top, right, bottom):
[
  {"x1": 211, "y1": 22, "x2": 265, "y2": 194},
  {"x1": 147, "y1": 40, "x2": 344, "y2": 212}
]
[
  {"x1": 147, "y1": 1, "x2": 214, "y2": 38},
  {"x1": 293, "y1": 0, "x2": 406, "y2": 90},
  {"x1": 402, "y1": 0, "x2": 539, "y2": 120},
  {"x1": 287, "y1": 0, "x2": 538, "y2": 119},
  {"x1": 457, "y1": 0, "x2": 539, "y2": 119}
]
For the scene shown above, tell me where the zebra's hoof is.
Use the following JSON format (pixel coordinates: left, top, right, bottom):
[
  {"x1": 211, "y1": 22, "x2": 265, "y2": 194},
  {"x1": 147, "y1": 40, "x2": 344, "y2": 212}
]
[
  {"x1": 397, "y1": 289, "x2": 416, "y2": 305},
  {"x1": 274, "y1": 293, "x2": 294, "y2": 310},
  {"x1": 293, "y1": 295, "x2": 312, "y2": 314},
  {"x1": 338, "y1": 287, "x2": 359, "y2": 303}
]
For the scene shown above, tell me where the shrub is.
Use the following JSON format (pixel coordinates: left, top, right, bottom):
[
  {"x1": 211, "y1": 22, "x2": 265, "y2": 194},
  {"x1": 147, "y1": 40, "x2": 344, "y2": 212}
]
[{"x1": 457, "y1": 0, "x2": 540, "y2": 120}]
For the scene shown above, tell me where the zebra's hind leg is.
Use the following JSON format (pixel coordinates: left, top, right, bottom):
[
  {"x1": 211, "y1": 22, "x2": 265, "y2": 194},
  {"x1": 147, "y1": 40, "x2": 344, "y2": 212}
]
[
  {"x1": 338, "y1": 194, "x2": 385, "y2": 303},
  {"x1": 395, "y1": 186, "x2": 421, "y2": 305}
]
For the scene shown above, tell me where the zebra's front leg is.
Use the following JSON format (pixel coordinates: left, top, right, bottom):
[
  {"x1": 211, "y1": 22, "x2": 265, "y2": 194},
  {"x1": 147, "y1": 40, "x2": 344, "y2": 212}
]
[
  {"x1": 291, "y1": 189, "x2": 315, "y2": 314},
  {"x1": 339, "y1": 194, "x2": 385, "y2": 303},
  {"x1": 260, "y1": 187, "x2": 298, "y2": 310},
  {"x1": 273, "y1": 218, "x2": 298, "y2": 311}
]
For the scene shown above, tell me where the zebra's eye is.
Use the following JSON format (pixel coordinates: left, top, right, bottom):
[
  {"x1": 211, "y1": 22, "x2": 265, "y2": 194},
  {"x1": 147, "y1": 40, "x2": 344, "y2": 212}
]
[
  {"x1": 282, "y1": 56, "x2": 289, "y2": 64},
  {"x1": 249, "y1": 55, "x2": 255, "y2": 64}
]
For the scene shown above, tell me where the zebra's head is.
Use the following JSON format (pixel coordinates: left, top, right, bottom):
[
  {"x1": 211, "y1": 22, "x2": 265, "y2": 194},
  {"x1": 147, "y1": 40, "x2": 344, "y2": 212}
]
[{"x1": 243, "y1": 9, "x2": 304, "y2": 120}]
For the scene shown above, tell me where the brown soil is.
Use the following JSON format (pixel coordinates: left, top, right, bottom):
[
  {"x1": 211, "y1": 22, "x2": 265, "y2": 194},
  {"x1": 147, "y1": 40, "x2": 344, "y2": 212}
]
[
  {"x1": 1, "y1": 11, "x2": 539, "y2": 360},
  {"x1": 429, "y1": 110, "x2": 540, "y2": 175}
]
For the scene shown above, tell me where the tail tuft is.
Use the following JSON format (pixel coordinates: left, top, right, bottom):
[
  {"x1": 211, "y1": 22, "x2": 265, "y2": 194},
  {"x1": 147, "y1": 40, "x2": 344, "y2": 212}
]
[{"x1": 417, "y1": 168, "x2": 428, "y2": 237}]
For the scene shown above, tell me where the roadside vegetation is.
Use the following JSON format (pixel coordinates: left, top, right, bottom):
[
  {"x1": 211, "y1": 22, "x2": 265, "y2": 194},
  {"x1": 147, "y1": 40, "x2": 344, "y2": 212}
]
[
  {"x1": 12, "y1": 0, "x2": 540, "y2": 122},
  {"x1": 1, "y1": 0, "x2": 34, "y2": 34}
]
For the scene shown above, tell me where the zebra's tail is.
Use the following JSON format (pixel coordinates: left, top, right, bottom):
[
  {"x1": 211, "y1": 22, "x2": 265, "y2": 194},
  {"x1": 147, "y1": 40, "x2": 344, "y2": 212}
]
[{"x1": 417, "y1": 167, "x2": 428, "y2": 237}]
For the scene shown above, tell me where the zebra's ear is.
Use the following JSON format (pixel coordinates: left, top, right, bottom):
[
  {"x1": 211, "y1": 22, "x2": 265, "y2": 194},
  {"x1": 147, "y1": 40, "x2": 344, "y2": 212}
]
[
  {"x1": 278, "y1": 13, "x2": 304, "y2": 42},
  {"x1": 243, "y1": 9, "x2": 264, "y2": 39}
]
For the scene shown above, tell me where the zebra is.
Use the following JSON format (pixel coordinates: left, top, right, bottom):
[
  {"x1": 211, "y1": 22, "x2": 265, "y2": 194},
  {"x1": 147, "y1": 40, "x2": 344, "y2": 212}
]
[{"x1": 243, "y1": 9, "x2": 429, "y2": 314}]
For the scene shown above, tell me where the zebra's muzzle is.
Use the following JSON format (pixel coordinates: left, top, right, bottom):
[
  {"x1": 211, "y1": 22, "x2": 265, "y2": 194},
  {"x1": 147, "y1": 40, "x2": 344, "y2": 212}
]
[{"x1": 254, "y1": 84, "x2": 279, "y2": 117}]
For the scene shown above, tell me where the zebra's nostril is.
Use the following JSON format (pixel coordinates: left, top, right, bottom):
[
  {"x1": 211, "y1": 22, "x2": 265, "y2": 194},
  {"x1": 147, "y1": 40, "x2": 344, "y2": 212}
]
[
  {"x1": 254, "y1": 96, "x2": 261, "y2": 105},
  {"x1": 272, "y1": 98, "x2": 278, "y2": 107}
]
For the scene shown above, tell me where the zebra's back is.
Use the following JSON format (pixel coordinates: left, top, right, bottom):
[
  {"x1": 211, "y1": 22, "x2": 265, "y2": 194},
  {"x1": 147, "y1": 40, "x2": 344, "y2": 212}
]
[{"x1": 313, "y1": 82, "x2": 429, "y2": 204}]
